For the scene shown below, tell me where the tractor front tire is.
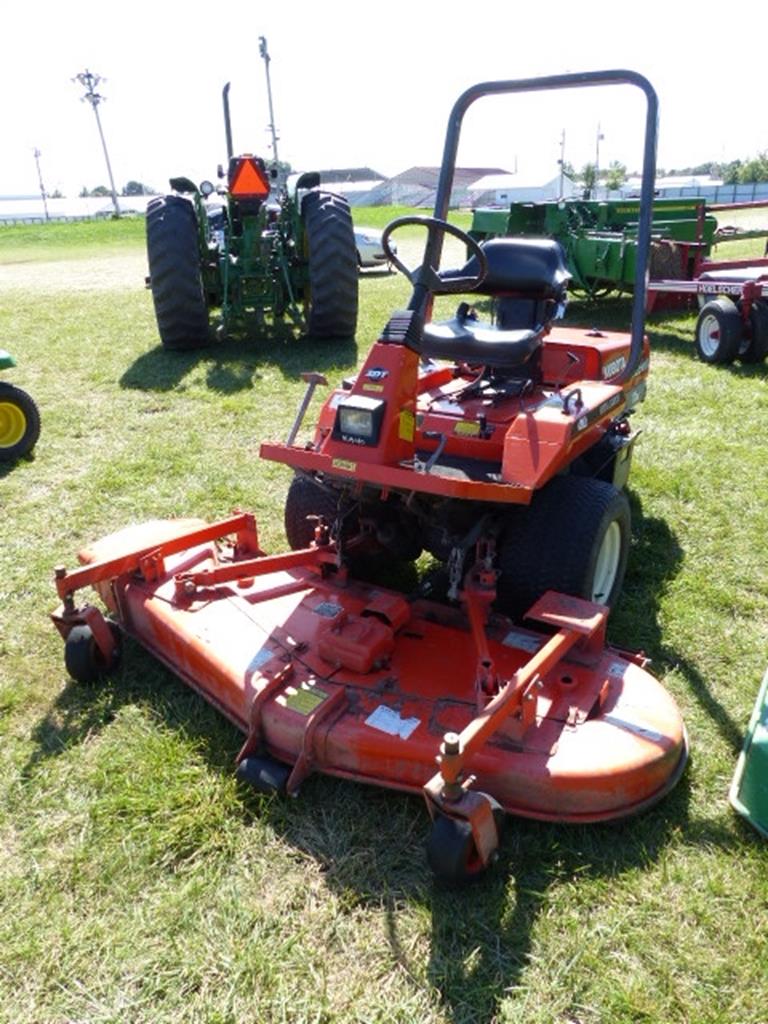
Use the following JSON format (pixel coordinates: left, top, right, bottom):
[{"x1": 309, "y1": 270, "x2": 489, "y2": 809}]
[
  {"x1": 0, "y1": 382, "x2": 40, "y2": 461},
  {"x1": 146, "y1": 195, "x2": 210, "y2": 351},
  {"x1": 695, "y1": 297, "x2": 742, "y2": 364},
  {"x1": 496, "y1": 475, "x2": 631, "y2": 621},
  {"x1": 302, "y1": 191, "x2": 358, "y2": 340}
]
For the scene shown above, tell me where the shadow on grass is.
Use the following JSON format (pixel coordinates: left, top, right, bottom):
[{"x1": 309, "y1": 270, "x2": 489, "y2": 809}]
[{"x1": 119, "y1": 332, "x2": 358, "y2": 395}]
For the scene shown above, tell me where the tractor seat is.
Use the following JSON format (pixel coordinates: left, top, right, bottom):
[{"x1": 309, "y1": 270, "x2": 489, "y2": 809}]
[
  {"x1": 421, "y1": 238, "x2": 570, "y2": 367},
  {"x1": 421, "y1": 307, "x2": 542, "y2": 368}
]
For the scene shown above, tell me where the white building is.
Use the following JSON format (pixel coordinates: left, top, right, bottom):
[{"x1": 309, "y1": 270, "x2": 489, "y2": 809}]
[{"x1": 468, "y1": 172, "x2": 578, "y2": 206}]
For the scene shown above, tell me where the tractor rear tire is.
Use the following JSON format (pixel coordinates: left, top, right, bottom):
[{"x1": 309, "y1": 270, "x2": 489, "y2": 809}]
[
  {"x1": 146, "y1": 195, "x2": 210, "y2": 351},
  {"x1": 496, "y1": 475, "x2": 631, "y2": 621},
  {"x1": 302, "y1": 191, "x2": 358, "y2": 340},
  {"x1": 0, "y1": 382, "x2": 40, "y2": 461},
  {"x1": 694, "y1": 297, "x2": 742, "y2": 364},
  {"x1": 739, "y1": 300, "x2": 768, "y2": 364}
]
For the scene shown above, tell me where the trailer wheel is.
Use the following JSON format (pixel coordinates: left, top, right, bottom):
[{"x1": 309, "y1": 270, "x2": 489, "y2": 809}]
[
  {"x1": 235, "y1": 755, "x2": 290, "y2": 795},
  {"x1": 739, "y1": 300, "x2": 768, "y2": 364},
  {"x1": 694, "y1": 297, "x2": 742, "y2": 364},
  {"x1": 0, "y1": 382, "x2": 40, "y2": 461},
  {"x1": 64, "y1": 623, "x2": 122, "y2": 683},
  {"x1": 496, "y1": 475, "x2": 630, "y2": 621},
  {"x1": 146, "y1": 195, "x2": 210, "y2": 351},
  {"x1": 302, "y1": 191, "x2": 358, "y2": 340}
]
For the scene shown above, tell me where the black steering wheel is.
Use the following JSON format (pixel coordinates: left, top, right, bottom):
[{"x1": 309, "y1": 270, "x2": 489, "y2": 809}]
[{"x1": 381, "y1": 216, "x2": 488, "y2": 295}]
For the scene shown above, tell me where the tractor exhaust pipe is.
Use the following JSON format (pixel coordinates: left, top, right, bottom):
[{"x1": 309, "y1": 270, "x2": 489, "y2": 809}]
[{"x1": 223, "y1": 82, "x2": 233, "y2": 163}]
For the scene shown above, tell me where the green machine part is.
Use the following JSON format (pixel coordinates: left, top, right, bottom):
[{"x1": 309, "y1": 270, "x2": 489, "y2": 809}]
[
  {"x1": 730, "y1": 667, "x2": 768, "y2": 837},
  {"x1": 470, "y1": 198, "x2": 718, "y2": 294}
]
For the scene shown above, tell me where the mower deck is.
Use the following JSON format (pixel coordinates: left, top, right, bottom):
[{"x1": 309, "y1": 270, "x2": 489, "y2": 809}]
[{"x1": 52, "y1": 514, "x2": 686, "y2": 825}]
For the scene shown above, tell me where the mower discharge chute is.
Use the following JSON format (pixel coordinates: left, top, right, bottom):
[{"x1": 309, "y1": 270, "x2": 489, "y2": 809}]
[
  {"x1": 145, "y1": 84, "x2": 358, "y2": 350},
  {"x1": 52, "y1": 71, "x2": 687, "y2": 883}
]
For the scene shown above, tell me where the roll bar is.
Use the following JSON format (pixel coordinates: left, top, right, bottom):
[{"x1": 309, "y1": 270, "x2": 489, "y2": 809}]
[{"x1": 415, "y1": 69, "x2": 658, "y2": 384}]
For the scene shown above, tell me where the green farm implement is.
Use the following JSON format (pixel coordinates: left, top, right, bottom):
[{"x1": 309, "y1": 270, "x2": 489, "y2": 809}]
[{"x1": 470, "y1": 197, "x2": 718, "y2": 299}]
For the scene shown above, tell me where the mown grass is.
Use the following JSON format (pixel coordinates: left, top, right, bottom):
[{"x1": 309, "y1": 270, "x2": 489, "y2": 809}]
[{"x1": 0, "y1": 213, "x2": 766, "y2": 1024}]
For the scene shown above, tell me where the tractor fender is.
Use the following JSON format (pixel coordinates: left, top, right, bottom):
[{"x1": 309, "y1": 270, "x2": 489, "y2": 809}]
[
  {"x1": 169, "y1": 176, "x2": 199, "y2": 195},
  {"x1": 287, "y1": 171, "x2": 321, "y2": 197}
]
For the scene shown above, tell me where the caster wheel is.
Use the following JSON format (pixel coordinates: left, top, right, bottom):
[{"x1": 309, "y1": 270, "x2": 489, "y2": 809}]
[
  {"x1": 64, "y1": 622, "x2": 122, "y2": 683},
  {"x1": 235, "y1": 755, "x2": 291, "y2": 795},
  {"x1": 426, "y1": 799, "x2": 504, "y2": 885}
]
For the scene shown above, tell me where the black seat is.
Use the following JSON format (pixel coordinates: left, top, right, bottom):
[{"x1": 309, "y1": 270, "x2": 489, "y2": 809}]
[{"x1": 421, "y1": 238, "x2": 570, "y2": 368}]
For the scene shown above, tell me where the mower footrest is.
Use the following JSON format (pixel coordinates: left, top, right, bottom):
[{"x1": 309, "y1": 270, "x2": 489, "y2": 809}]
[{"x1": 524, "y1": 590, "x2": 608, "y2": 638}]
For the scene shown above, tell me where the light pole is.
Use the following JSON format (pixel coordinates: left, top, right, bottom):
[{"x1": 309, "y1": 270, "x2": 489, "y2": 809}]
[
  {"x1": 33, "y1": 148, "x2": 50, "y2": 221},
  {"x1": 258, "y1": 37, "x2": 281, "y2": 178},
  {"x1": 73, "y1": 70, "x2": 120, "y2": 218}
]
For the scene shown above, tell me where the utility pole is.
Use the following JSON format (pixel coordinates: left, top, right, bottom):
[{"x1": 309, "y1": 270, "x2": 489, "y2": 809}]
[
  {"x1": 73, "y1": 69, "x2": 120, "y2": 218},
  {"x1": 595, "y1": 122, "x2": 605, "y2": 199},
  {"x1": 258, "y1": 37, "x2": 281, "y2": 176},
  {"x1": 558, "y1": 129, "x2": 566, "y2": 198},
  {"x1": 33, "y1": 148, "x2": 50, "y2": 221}
]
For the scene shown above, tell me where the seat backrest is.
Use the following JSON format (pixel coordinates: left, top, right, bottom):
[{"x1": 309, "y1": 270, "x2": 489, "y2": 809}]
[{"x1": 454, "y1": 237, "x2": 571, "y2": 300}]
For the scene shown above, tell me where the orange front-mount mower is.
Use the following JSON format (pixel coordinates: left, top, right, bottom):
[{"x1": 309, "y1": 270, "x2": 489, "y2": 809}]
[{"x1": 52, "y1": 71, "x2": 687, "y2": 883}]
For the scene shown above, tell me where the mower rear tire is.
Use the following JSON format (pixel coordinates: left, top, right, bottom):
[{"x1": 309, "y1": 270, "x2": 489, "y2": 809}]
[
  {"x1": 739, "y1": 300, "x2": 768, "y2": 363},
  {"x1": 496, "y1": 475, "x2": 631, "y2": 620},
  {"x1": 146, "y1": 195, "x2": 210, "y2": 351},
  {"x1": 302, "y1": 191, "x2": 358, "y2": 340},
  {"x1": 0, "y1": 382, "x2": 40, "y2": 461},
  {"x1": 236, "y1": 755, "x2": 290, "y2": 795},
  {"x1": 64, "y1": 623, "x2": 122, "y2": 683},
  {"x1": 694, "y1": 297, "x2": 742, "y2": 364}
]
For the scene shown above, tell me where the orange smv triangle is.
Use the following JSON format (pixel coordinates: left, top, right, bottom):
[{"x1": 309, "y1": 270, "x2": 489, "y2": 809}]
[{"x1": 230, "y1": 157, "x2": 270, "y2": 197}]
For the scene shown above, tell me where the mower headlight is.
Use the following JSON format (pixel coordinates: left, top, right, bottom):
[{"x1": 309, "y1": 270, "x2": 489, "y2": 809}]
[{"x1": 333, "y1": 396, "x2": 386, "y2": 446}]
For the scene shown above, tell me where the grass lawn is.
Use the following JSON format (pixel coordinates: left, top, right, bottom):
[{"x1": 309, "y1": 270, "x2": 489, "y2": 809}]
[{"x1": 0, "y1": 213, "x2": 766, "y2": 1024}]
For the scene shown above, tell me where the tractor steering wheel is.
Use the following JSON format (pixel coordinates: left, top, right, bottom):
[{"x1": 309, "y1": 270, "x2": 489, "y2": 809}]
[{"x1": 381, "y1": 216, "x2": 488, "y2": 295}]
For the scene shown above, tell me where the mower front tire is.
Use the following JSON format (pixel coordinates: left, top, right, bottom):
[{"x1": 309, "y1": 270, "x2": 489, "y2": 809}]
[
  {"x1": 496, "y1": 475, "x2": 631, "y2": 620},
  {"x1": 302, "y1": 191, "x2": 358, "y2": 340},
  {"x1": 0, "y1": 382, "x2": 40, "y2": 461},
  {"x1": 695, "y1": 297, "x2": 742, "y2": 364},
  {"x1": 285, "y1": 473, "x2": 341, "y2": 550},
  {"x1": 146, "y1": 195, "x2": 210, "y2": 351}
]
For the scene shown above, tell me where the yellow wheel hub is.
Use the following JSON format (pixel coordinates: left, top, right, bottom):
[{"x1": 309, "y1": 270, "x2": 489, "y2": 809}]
[{"x1": 0, "y1": 399, "x2": 27, "y2": 449}]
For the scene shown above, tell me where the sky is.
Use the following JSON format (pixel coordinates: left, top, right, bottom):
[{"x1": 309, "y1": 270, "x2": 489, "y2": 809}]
[{"x1": 3, "y1": 0, "x2": 767, "y2": 200}]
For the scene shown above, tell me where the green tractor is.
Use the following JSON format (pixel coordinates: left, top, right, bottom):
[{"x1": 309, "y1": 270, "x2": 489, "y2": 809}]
[
  {"x1": 0, "y1": 351, "x2": 40, "y2": 461},
  {"x1": 145, "y1": 84, "x2": 358, "y2": 350}
]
